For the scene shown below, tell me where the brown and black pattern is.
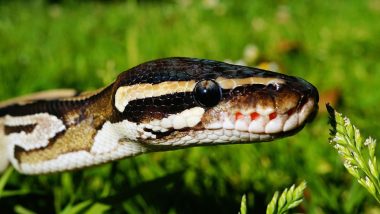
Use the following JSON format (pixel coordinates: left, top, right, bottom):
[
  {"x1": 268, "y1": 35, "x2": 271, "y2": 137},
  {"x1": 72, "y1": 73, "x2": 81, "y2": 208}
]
[
  {"x1": 0, "y1": 57, "x2": 319, "y2": 172},
  {"x1": 0, "y1": 84, "x2": 117, "y2": 164},
  {"x1": 4, "y1": 124, "x2": 37, "y2": 135}
]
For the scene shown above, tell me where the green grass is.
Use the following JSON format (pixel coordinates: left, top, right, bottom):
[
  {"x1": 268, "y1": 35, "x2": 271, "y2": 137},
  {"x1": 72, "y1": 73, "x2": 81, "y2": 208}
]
[{"x1": 1, "y1": 0, "x2": 380, "y2": 213}]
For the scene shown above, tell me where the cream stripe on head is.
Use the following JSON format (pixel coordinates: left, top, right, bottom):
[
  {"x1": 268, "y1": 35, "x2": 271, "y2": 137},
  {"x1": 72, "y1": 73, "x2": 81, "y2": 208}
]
[
  {"x1": 215, "y1": 77, "x2": 284, "y2": 89},
  {"x1": 115, "y1": 80, "x2": 197, "y2": 112},
  {"x1": 114, "y1": 77, "x2": 285, "y2": 112}
]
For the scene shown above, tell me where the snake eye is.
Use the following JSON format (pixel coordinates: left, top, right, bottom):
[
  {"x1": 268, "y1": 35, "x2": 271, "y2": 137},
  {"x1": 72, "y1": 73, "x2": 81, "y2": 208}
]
[{"x1": 193, "y1": 79, "x2": 222, "y2": 107}]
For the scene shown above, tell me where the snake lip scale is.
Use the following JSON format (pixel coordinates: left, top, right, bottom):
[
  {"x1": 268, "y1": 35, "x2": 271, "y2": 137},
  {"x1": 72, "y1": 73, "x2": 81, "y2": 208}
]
[{"x1": 0, "y1": 57, "x2": 319, "y2": 174}]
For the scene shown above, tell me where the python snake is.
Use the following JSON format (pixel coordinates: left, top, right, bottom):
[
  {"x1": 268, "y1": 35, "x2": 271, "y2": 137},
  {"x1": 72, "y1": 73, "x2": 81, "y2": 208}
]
[{"x1": 0, "y1": 57, "x2": 319, "y2": 174}]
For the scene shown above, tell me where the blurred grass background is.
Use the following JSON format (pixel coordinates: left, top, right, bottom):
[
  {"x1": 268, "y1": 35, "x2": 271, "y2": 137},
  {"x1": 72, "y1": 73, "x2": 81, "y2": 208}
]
[{"x1": 1, "y1": 0, "x2": 380, "y2": 213}]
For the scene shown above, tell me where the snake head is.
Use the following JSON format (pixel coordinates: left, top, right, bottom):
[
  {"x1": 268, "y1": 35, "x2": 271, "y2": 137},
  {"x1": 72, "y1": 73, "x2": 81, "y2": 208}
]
[
  {"x1": 198, "y1": 73, "x2": 319, "y2": 142},
  {"x1": 114, "y1": 57, "x2": 319, "y2": 148}
]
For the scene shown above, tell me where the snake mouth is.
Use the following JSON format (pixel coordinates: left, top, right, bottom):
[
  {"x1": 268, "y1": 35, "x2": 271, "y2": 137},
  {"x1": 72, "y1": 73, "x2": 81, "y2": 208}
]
[
  {"x1": 204, "y1": 98, "x2": 316, "y2": 135},
  {"x1": 145, "y1": 96, "x2": 317, "y2": 147},
  {"x1": 202, "y1": 76, "x2": 319, "y2": 137}
]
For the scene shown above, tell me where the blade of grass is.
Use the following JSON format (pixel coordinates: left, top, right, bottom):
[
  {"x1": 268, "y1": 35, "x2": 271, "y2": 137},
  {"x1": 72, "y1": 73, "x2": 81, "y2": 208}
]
[
  {"x1": 14, "y1": 205, "x2": 37, "y2": 214},
  {"x1": 0, "y1": 167, "x2": 13, "y2": 198}
]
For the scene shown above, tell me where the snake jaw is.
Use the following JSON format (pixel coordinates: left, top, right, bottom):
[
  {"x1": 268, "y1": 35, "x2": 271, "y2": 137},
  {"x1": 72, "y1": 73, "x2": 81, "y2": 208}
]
[
  {"x1": 145, "y1": 96, "x2": 317, "y2": 148},
  {"x1": 200, "y1": 76, "x2": 319, "y2": 140},
  {"x1": 202, "y1": 98, "x2": 315, "y2": 136}
]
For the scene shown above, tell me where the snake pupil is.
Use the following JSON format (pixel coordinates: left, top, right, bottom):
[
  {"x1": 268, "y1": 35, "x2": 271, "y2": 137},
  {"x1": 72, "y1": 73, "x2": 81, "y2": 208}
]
[{"x1": 194, "y1": 79, "x2": 222, "y2": 107}]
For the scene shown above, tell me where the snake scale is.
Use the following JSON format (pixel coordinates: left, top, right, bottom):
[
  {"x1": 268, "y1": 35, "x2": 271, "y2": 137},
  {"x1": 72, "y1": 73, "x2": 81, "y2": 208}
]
[{"x1": 0, "y1": 57, "x2": 319, "y2": 174}]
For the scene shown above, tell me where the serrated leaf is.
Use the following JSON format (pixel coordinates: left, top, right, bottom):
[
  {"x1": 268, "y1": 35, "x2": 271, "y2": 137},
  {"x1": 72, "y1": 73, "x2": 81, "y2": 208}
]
[
  {"x1": 346, "y1": 122, "x2": 355, "y2": 142},
  {"x1": 239, "y1": 194, "x2": 247, "y2": 214},
  {"x1": 266, "y1": 181, "x2": 306, "y2": 214},
  {"x1": 327, "y1": 105, "x2": 380, "y2": 203},
  {"x1": 354, "y1": 127, "x2": 363, "y2": 150},
  {"x1": 368, "y1": 138, "x2": 376, "y2": 158},
  {"x1": 286, "y1": 199, "x2": 303, "y2": 209},
  {"x1": 279, "y1": 188, "x2": 288, "y2": 209},
  {"x1": 286, "y1": 185, "x2": 295, "y2": 203},
  {"x1": 294, "y1": 181, "x2": 307, "y2": 198},
  {"x1": 266, "y1": 191, "x2": 279, "y2": 214}
]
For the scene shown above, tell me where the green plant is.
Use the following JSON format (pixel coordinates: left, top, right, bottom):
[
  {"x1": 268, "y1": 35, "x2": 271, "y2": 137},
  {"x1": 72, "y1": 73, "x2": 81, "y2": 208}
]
[
  {"x1": 239, "y1": 181, "x2": 306, "y2": 214},
  {"x1": 266, "y1": 181, "x2": 306, "y2": 214},
  {"x1": 239, "y1": 194, "x2": 247, "y2": 214},
  {"x1": 327, "y1": 104, "x2": 380, "y2": 203}
]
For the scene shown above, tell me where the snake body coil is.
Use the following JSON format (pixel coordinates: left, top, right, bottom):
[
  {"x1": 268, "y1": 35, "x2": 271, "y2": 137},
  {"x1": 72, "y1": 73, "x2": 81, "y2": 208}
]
[{"x1": 0, "y1": 58, "x2": 319, "y2": 174}]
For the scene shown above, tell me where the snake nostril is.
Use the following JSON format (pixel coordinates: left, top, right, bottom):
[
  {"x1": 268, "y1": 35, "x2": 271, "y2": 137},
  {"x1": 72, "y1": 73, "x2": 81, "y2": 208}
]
[{"x1": 266, "y1": 82, "x2": 282, "y2": 91}]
